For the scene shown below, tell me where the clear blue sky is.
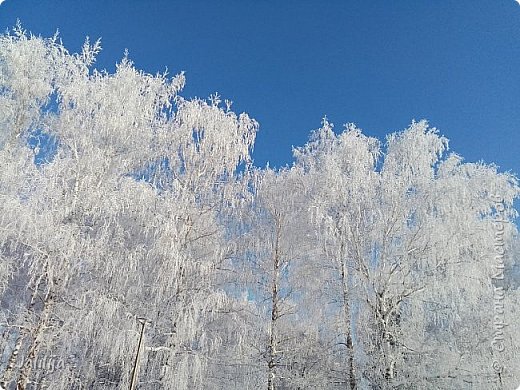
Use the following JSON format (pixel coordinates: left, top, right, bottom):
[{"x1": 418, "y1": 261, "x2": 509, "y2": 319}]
[{"x1": 1, "y1": 0, "x2": 519, "y2": 178}]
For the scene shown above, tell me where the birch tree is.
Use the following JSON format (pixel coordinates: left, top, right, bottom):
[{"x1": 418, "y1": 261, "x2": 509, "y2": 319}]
[
  {"x1": 233, "y1": 167, "x2": 338, "y2": 389},
  {"x1": 294, "y1": 119, "x2": 380, "y2": 389},
  {"x1": 0, "y1": 26, "x2": 257, "y2": 389},
  {"x1": 295, "y1": 119, "x2": 520, "y2": 389}
]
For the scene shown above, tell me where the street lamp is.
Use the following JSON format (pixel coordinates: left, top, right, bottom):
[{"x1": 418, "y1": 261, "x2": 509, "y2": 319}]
[{"x1": 129, "y1": 317, "x2": 148, "y2": 390}]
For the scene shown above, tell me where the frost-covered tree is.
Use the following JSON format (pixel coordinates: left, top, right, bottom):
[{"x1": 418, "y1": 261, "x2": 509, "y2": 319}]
[
  {"x1": 0, "y1": 25, "x2": 257, "y2": 390},
  {"x1": 294, "y1": 119, "x2": 380, "y2": 389},
  {"x1": 217, "y1": 164, "x2": 355, "y2": 390},
  {"x1": 295, "y1": 119, "x2": 520, "y2": 389},
  {"x1": 239, "y1": 167, "x2": 314, "y2": 389}
]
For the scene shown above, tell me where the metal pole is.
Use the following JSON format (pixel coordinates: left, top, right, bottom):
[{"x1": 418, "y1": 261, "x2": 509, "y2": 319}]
[{"x1": 129, "y1": 318, "x2": 147, "y2": 390}]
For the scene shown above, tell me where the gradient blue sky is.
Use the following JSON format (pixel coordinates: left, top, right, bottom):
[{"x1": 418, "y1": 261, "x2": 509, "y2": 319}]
[{"x1": 1, "y1": 0, "x2": 519, "y2": 177}]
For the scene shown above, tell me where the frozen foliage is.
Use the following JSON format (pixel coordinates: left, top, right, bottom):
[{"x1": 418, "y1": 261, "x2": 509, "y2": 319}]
[
  {"x1": 0, "y1": 27, "x2": 519, "y2": 390},
  {"x1": 0, "y1": 26, "x2": 257, "y2": 390}
]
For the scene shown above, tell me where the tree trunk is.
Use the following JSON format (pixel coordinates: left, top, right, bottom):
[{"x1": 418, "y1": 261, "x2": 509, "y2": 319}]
[
  {"x1": 340, "y1": 258, "x2": 356, "y2": 390},
  {"x1": 16, "y1": 260, "x2": 55, "y2": 390},
  {"x1": 267, "y1": 215, "x2": 282, "y2": 390}
]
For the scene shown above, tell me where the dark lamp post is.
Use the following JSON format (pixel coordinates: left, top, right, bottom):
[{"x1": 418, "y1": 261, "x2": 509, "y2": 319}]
[{"x1": 129, "y1": 317, "x2": 147, "y2": 390}]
